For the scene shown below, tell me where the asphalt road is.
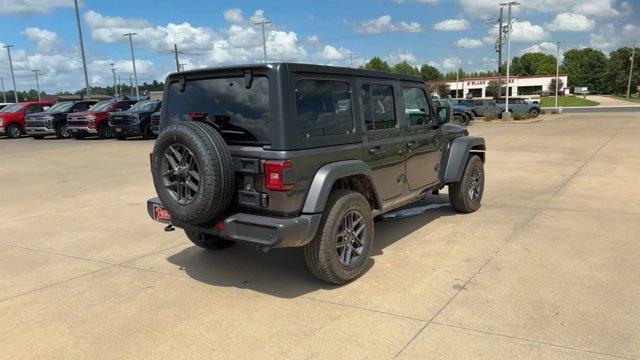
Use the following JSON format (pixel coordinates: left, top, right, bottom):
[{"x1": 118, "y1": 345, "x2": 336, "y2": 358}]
[{"x1": 1, "y1": 113, "x2": 639, "y2": 359}]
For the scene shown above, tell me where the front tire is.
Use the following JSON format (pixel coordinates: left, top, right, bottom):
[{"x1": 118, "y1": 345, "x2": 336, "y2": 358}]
[
  {"x1": 142, "y1": 122, "x2": 155, "y2": 140},
  {"x1": 304, "y1": 190, "x2": 374, "y2": 284},
  {"x1": 529, "y1": 108, "x2": 540, "y2": 118},
  {"x1": 98, "y1": 122, "x2": 114, "y2": 139},
  {"x1": 185, "y1": 229, "x2": 236, "y2": 251},
  {"x1": 449, "y1": 155, "x2": 484, "y2": 213},
  {"x1": 5, "y1": 124, "x2": 22, "y2": 139},
  {"x1": 55, "y1": 124, "x2": 71, "y2": 139}
]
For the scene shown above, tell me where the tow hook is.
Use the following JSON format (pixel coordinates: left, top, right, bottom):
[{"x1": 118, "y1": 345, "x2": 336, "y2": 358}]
[{"x1": 164, "y1": 224, "x2": 175, "y2": 232}]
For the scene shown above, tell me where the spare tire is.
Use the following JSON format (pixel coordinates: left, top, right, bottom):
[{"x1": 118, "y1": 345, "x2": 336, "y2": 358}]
[{"x1": 152, "y1": 121, "x2": 234, "y2": 225}]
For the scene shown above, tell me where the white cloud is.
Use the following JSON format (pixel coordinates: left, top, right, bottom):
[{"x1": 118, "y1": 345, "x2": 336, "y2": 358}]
[
  {"x1": 489, "y1": 20, "x2": 549, "y2": 43},
  {"x1": 223, "y1": 8, "x2": 244, "y2": 23},
  {"x1": 354, "y1": 15, "x2": 422, "y2": 34},
  {"x1": 442, "y1": 57, "x2": 461, "y2": 71},
  {"x1": 250, "y1": 10, "x2": 268, "y2": 23},
  {"x1": 546, "y1": 13, "x2": 596, "y2": 31},
  {"x1": 457, "y1": 0, "x2": 632, "y2": 19},
  {"x1": 386, "y1": 50, "x2": 417, "y2": 64},
  {"x1": 307, "y1": 35, "x2": 320, "y2": 44},
  {"x1": 319, "y1": 45, "x2": 346, "y2": 61},
  {"x1": 433, "y1": 18, "x2": 470, "y2": 31},
  {"x1": 521, "y1": 42, "x2": 559, "y2": 55},
  {"x1": 0, "y1": 0, "x2": 76, "y2": 15},
  {"x1": 24, "y1": 28, "x2": 64, "y2": 54},
  {"x1": 454, "y1": 38, "x2": 485, "y2": 48},
  {"x1": 589, "y1": 23, "x2": 617, "y2": 50},
  {"x1": 417, "y1": 0, "x2": 439, "y2": 3}
]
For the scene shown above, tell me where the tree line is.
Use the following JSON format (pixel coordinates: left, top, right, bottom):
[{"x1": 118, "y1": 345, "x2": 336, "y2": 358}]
[
  {"x1": 1, "y1": 80, "x2": 165, "y2": 103},
  {"x1": 363, "y1": 46, "x2": 640, "y2": 96}
]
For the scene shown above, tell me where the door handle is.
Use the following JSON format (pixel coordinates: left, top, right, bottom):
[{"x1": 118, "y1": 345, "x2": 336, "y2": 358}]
[{"x1": 368, "y1": 146, "x2": 385, "y2": 155}]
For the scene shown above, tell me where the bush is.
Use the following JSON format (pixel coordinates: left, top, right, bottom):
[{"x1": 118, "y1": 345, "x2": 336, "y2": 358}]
[
  {"x1": 483, "y1": 113, "x2": 495, "y2": 122},
  {"x1": 551, "y1": 109, "x2": 559, "y2": 114},
  {"x1": 539, "y1": 109, "x2": 546, "y2": 115},
  {"x1": 512, "y1": 113, "x2": 524, "y2": 121}
]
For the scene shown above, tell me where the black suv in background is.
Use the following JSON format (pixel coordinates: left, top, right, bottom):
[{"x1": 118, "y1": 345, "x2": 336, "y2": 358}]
[
  {"x1": 150, "y1": 110, "x2": 161, "y2": 136},
  {"x1": 25, "y1": 100, "x2": 98, "y2": 139},
  {"x1": 147, "y1": 63, "x2": 485, "y2": 284},
  {"x1": 108, "y1": 100, "x2": 161, "y2": 140}
]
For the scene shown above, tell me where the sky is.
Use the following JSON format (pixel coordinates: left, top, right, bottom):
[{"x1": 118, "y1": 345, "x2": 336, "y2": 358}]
[{"x1": 0, "y1": 0, "x2": 638, "y2": 93}]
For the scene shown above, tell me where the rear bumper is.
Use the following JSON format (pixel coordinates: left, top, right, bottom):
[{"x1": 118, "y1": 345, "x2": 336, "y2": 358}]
[
  {"x1": 25, "y1": 126, "x2": 56, "y2": 135},
  {"x1": 146, "y1": 197, "x2": 321, "y2": 248},
  {"x1": 69, "y1": 126, "x2": 98, "y2": 134}
]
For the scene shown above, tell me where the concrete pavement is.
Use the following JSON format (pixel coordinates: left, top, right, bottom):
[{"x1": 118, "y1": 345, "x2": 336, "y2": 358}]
[{"x1": 1, "y1": 113, "x2": 639, "y2": 359}]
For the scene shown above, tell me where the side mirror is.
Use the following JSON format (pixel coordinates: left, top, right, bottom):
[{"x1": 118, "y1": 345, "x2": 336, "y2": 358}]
[{"x1": 436, "y1": 106, "x2": 450, "y2": 125}]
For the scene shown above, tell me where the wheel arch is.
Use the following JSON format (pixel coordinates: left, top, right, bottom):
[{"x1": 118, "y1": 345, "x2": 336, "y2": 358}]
[
  {"x1": 301, "y1": 160, "x2": 382, "y2": 214},
  {"x1": 441, "y1": 136, "x2": 486, "y2": 183}
]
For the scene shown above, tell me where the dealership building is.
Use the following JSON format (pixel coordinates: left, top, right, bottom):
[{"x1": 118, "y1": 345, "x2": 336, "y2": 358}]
[{"x1": 445, "y1": 74, "x2": 569, "y2": 98}]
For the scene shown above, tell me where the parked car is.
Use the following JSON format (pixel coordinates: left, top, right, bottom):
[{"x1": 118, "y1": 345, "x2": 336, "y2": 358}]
[
  {"x1": 433, "y1": 96, "x2": 471, "y2": 125},
  {"x1": 67, "y1": 100, "x2": 137, "y2": 139},
  {"x1": 0, "y1": 101, "x2": 54, "y2": 138},
  {"x1": 25, "y1": 100, "x2": 97, "y2": 139},
  {"x1": 146, "y1": 63, "x2": 486, "y2": 284},
  {"x1": 150, "y1": 110, "x2": 161, "y2": 135},
  {"x1": 495, "y1": 98, "x2": 541, "y2": 117},
  {"x1": 108, "y1": 100, "x2": 162, "y2": 139}
]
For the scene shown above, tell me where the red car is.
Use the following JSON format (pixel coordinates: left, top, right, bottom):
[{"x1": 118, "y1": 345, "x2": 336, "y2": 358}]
[
  {"x1": 67, "y1": 100, "x2": 137, "y2": 139},
  {"x1": 0, "y1": 101, "x2": 55, "y2": 139}
]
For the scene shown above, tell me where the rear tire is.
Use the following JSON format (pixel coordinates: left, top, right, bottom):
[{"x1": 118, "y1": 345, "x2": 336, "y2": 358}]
[
  {"x1": 529, "y1": 108, "x2": 540, "y2": 118},
  {"x1": 152, "y1": 121, "x2": 234, "y2": 225},
  {"x1": 304, "y1": 190, "x2": 374, "y2": 284},
  {"x1": 142, "y1": 122, "x2": 155, "y2": 140},
  {"x1": 185, "y1": 229, "x2": 236, "y2": 251},
  {"x1": 449, "y1": 155, "x2": 484, "y2": 213},
  {"x1": 5, "y1": 124, "x2": 22, "y2": 139}
]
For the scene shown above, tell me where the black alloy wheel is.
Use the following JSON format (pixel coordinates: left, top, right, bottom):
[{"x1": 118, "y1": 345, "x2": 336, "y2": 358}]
[{"x1": 161, "y1": 143, "x2": 200, "y2": 206}]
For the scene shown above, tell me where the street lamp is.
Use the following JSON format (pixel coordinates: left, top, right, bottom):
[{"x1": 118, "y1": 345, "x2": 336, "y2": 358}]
[{"x1": 500, "y1": 1, "x2": 519, "y2": 121}]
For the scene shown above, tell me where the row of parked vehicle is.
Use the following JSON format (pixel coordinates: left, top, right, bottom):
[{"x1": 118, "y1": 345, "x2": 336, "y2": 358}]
[
  {"x1": 451, "y1": 97, "x2": 542, "y2": 119},
  {"x1": 0, "y1": 99, "x2": 162, "y2": 140}
]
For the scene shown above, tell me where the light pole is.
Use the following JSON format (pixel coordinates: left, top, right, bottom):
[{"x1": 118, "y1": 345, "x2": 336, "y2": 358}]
[
  {"x1": 254, "y1": 21, "x2": 271, "y2": 63},
  {"x1": 0, "y1": 77, "x2": 6, "y2": 103},
  {"x1": 123, "y1": 33, "x2": 139, "y2": 98},
  {"x1": 554, "y1": 41, "x2": 562, "y2": 109},
  {"x1": 627, "y1": 40, "x2": 636, "y2": 101},
  {"x1": 346, "y1": 52, "x2": 357, "y2": 68},
  {"x1": 500, "y1": 1, "x2": 519, "y2": 120},
  {"x1": 3, "y1": 45, "x2": 18, "y2": 102},
  {"x1": 129, "y1": 75, "x2": 134, "y2": 98},
  {"x1": 32, "y1": 70, "x2": 41, "y2": 101},
  {"x1": 496, "y1": 5, "x2": 505, "y2": 97},
  {"x1": 452, "y1": 45, "x2": 464, "y2": 98},
  {"x1": 73, "y1": 0, "x2": 91, "y2": 97},
  {"x1": 110, "y1": 63, "x2": 118, "y2": 97},
  {"x1": 171, "y1": 43, "x2": 182, "y2": 72}
]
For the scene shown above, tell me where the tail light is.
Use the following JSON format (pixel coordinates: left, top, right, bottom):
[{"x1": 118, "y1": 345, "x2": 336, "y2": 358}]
[{"x1": 264, "y1": 160, "x2": 294, "y2": 191}]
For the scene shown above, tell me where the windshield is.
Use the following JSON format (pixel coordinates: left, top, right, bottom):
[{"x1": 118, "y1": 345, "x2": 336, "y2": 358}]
[
  {"x1": 165, "y1": 76, "x2": 270, "y2": 144},
  {"x1": 0, "y1": 104, "x2": 25, "y2": 113},
  {"x1": 130, "y1": 101, "x2": 158, "y2": 112},
  {"x1": 88, "y1": 101, "x2": 114, "y2": 112},
  {"x1": 46, "y1": 102, "x2": 74, "y2": 113}
]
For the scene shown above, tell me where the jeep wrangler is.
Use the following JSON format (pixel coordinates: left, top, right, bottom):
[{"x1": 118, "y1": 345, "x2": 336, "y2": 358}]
[{"x1": 147, "y1": 63, "x2": 485, "y2": 284}]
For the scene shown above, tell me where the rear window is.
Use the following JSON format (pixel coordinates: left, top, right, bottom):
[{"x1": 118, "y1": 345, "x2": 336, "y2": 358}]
[
  {"x1": 165, "y1": 76, "x2": 270, "y2": 144},
  {"x1": 296, "y1": 79, "x2": 353, "y2": 138}
]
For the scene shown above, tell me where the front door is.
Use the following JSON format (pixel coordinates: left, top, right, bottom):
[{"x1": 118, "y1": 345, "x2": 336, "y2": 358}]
[
  {"x1": 361, "y1": 82, "x2": 405, "y2": 201},
  {"x1": 401, "y1": 85, "x2": 441, "y2": 190}
]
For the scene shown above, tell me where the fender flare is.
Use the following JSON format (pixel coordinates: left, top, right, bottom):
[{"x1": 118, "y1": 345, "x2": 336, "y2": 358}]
[
  {"x1": 442, "y1": 136, "x2": 486, "y2": 183},
  {"x1": 302, "y1": 160, "x2": 381, "y2": 214}
]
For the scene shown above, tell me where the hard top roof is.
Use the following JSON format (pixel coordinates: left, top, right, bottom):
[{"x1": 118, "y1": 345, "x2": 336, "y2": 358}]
[{"x1": 170, "y1": 62, "x2": 425, "y2": 83}]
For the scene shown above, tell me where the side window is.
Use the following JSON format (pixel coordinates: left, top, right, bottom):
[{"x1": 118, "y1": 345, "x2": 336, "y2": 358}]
[
  {"x1": 483, "y1": 100, "x2": 493, "y2": 106},
  {"x1": 28, "y1": 105, "x2": 44, "y2": 113},
  {"x1": 361, "y1": 84, "x2": 396, "y2": 131},
  {"x1": 296, "y1": 79, "x2": 353, "y2": 138},
  {"x1": 74, "y1": 103, "x2": 89, "y2": 112},
  {"x1": 403, "y1": 88, "x2": 431, "y2": 127}
]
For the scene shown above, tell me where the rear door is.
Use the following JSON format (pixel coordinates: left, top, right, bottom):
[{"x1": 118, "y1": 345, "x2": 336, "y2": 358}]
[
  {"x1": 361, "y1": 81, "x2": 405, "y2": 201},
  {"x1": 401, "y1": 84, "x2": 441, "y2": 190}
]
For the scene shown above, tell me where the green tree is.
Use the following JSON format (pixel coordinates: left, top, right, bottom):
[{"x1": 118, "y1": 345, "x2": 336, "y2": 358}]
[
  {"x1": 485, "y1": 80, "x2": 501, "y2": 98},
  {"x1": 548, "y1": 78, "x2": 564, "y2": 95},
  {"x1": 419, "y1": 64, "x2": 442, "y2": 81},
  {"x1": 363, "y1": 57, "x2": 392, "y2": 72},
  {"x1": 511, "y1": 52, "x2": 557, "y2": 76},
  {"x1": 435, "y1": 82, "x2": 450, "y2": 98},
  {"x1": 562, "y1": 48, "x2": 608, "y2": 93},
  {"x1": 392, "y1": 61, "x2": 419, "y2": 75},
  {"x1": 604, "y1": 47, "x2": 638, "y2": 95}
]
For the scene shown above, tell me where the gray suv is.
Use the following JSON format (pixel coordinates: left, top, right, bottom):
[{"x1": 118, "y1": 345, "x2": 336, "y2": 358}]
[{"x1": 147, "y1": 63, "x2": 486, "y2": 284}]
